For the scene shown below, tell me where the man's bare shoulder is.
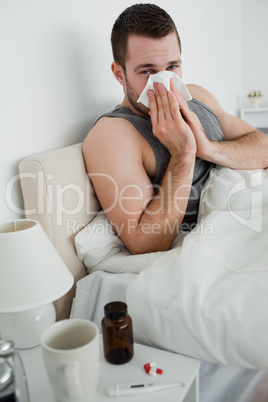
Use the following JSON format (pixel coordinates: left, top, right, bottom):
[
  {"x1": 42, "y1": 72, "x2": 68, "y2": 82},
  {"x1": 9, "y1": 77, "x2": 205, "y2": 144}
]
[
  {"x1": 187, "y1": 83, "x2": 224, "y2": 116},
  {"x1": 82, "y1": 114, "x2": 157, "y2": 182},
  {"x1": 83, "y1": 116, "x2": 143, "y2": 151},
  {"x1": 82, "y1": 115, "x2": 151, "y2": 174}
]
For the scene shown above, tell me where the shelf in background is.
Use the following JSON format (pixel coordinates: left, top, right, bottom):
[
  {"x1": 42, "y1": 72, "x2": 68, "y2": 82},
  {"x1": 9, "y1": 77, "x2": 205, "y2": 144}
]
[{"x1": 241, "y1": 108, "x2": 268, "y2": 133}]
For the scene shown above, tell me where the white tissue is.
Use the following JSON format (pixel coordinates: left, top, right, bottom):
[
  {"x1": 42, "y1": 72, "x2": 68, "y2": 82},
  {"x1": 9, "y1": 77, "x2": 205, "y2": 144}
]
[{"x1": 137, "y1": 71, "x2": 192, "y2": 108}]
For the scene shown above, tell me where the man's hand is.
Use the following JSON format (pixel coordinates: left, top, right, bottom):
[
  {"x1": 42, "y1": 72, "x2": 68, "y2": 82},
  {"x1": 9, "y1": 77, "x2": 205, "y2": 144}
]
[
  {"x1": 148, "y1": 82, "x2": 197, "y2": 159},
  {"x1": 186, "y1": 82, "x2": 268, "y2": 169},
  {"x1": 169, "y1": 80, "x2": 212, "y2": 160}
]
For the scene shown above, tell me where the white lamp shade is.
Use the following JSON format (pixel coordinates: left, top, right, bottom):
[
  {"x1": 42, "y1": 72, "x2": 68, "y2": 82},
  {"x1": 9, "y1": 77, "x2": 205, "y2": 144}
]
[{"x1": 0, "y1": 219, "x2": 74, "y2": 312}]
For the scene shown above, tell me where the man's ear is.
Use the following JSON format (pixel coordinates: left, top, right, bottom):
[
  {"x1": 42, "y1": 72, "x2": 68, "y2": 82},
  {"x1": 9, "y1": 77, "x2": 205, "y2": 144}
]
[{"x1": 111, "y1": 62, "x2": 125, "y2": 86}]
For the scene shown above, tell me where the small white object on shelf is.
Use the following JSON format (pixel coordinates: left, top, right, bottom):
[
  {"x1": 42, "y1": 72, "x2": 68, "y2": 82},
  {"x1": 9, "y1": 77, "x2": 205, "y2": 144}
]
[
  {"x1": 248, "y1": 97, "x2": 261, "y2": 109},
  {"x1": 247, "y1": 91, "x2": 263, "y2": 109}
]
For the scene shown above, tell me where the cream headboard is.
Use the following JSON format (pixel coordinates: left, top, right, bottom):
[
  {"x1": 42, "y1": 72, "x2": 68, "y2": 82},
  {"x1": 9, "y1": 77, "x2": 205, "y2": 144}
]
[{"x1": 19, "y1": 143, "x2": 100, "y2": 320}]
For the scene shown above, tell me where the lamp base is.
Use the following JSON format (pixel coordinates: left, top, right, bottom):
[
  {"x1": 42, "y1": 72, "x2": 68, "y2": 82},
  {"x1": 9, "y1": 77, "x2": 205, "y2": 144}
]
[{"x1": 0, "y1": 303, "x2": 56, "y2": 349}]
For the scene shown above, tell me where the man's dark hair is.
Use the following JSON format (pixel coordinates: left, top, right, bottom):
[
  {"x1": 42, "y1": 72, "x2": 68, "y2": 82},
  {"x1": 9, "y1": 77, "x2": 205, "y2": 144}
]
[{"x1": 111, "y1": 3, "x2": 181, "y2": 70}]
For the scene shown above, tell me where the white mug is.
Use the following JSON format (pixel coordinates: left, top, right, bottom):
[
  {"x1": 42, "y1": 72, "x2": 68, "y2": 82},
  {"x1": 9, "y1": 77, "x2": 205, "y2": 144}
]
[{"x1": 41, "y1": 319, "x2": 100, "y2": 402}]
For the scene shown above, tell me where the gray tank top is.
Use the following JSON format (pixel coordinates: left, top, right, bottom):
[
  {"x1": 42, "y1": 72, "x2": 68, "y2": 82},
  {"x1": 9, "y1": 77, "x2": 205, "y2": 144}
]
[{"x1": 98, "y1": 99, "x2": 224, "y2": 229}]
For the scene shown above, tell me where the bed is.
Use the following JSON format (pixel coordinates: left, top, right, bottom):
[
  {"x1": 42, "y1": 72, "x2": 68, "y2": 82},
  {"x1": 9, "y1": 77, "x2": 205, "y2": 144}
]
[{"x1": 19, "y1": 142, "x2": 268, "y2": 402}]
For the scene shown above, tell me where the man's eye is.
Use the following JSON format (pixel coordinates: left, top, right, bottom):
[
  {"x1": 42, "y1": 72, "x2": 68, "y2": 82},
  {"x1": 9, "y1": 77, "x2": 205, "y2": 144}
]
[
  {"x1": 168, "y1": 65, "x2": 178, "y2": 70},
  {"x1": 140, "y1": 70, "x2": 150, "y2": 75}
]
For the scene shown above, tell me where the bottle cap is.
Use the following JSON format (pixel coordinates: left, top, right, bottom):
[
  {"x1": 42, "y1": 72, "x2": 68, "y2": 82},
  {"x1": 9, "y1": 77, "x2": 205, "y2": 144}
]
[{"x1": 104, "y1": 301, "x2": 128, "y2": 319}]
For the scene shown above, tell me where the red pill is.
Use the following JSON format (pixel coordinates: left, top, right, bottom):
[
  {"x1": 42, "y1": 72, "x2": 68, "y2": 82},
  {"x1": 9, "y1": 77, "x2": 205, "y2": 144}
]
[{"x1": 144, "y1": 362, "x2": 156, "y2": 370}]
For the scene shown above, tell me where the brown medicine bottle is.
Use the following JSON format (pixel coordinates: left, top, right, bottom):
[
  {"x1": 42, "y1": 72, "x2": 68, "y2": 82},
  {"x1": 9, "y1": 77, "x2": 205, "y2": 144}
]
[{"x1": 101, "y1": 301, "x2": 134, "y2": 364}]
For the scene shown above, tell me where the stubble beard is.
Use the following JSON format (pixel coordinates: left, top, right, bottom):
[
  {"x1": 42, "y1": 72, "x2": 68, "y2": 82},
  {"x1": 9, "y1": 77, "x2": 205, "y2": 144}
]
[{"x1": 124, "y1": 73, "x2": 150, "y2": 117}]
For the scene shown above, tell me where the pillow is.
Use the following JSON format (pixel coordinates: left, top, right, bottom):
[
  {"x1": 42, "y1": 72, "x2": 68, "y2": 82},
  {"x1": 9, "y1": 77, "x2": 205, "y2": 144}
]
[
  {"x1": 75, "y1": 210, "x2": 129, "y2": 269},
  {"x1": 75, "y1": 211, "x2": 186, "y2": 274},
  {"x1": 199, "y1": 165, "x2": 268, "y2": 226}
]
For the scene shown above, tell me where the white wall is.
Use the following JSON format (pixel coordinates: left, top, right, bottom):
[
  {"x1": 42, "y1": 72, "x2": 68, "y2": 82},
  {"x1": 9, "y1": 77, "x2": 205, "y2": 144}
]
[
  {"x1": 0, "y1": 0, "x2": 264, "y2": 222},
  {"x1": 241, "y1": 0, "x2": 268, "y2": 108}
]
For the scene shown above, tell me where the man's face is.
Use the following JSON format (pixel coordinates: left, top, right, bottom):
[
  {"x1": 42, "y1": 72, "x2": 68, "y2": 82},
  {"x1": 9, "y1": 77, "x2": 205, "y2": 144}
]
[{"x1": 123, "y1": 33, "x2": 182, "y2": 116}]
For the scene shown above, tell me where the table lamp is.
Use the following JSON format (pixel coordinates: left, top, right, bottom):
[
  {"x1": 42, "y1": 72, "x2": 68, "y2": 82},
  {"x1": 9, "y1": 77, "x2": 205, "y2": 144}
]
[{"x1": 0, "y1": 219, "x2": 74, "y2": 349}]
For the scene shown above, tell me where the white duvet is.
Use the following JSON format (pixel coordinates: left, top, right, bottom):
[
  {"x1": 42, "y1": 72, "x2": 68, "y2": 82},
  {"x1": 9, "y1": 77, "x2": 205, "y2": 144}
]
[{"x1": 75, "y1": 166, "x2": 268, "y2": 368}]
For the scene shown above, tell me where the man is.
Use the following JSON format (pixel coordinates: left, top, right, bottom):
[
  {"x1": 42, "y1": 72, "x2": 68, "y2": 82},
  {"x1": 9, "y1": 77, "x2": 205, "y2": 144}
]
[{"x1": 82, "y1": 4, "x2": 268, "y2": 255}]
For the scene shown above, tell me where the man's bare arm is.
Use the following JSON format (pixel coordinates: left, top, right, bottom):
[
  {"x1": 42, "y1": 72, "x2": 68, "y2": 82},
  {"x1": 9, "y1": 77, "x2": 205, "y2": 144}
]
[
  {"x1": 184, "y1": 84, "x2": 268, "y2": 169},
  {"x1": 82, "y1": 84, "x2": 196, "y2": 254}
]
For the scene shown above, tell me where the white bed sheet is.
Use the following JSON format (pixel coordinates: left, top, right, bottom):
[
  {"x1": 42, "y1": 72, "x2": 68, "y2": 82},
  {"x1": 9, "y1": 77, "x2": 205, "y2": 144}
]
[
  {"x1": 75, "y1": 167, "x2": 268, "y2": 369},
  {"x1": 71, "y1": 271, "x2": 137, "y2": 330},
  {"x1": 71, "y1": 271, "x2": 268, "y2": 402}
]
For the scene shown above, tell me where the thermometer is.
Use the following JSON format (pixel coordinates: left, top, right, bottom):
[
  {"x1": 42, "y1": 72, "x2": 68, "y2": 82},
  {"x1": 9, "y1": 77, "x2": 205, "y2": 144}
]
[{"x1": 106, "y1": 381, "x2": 185, "y2": 397}]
